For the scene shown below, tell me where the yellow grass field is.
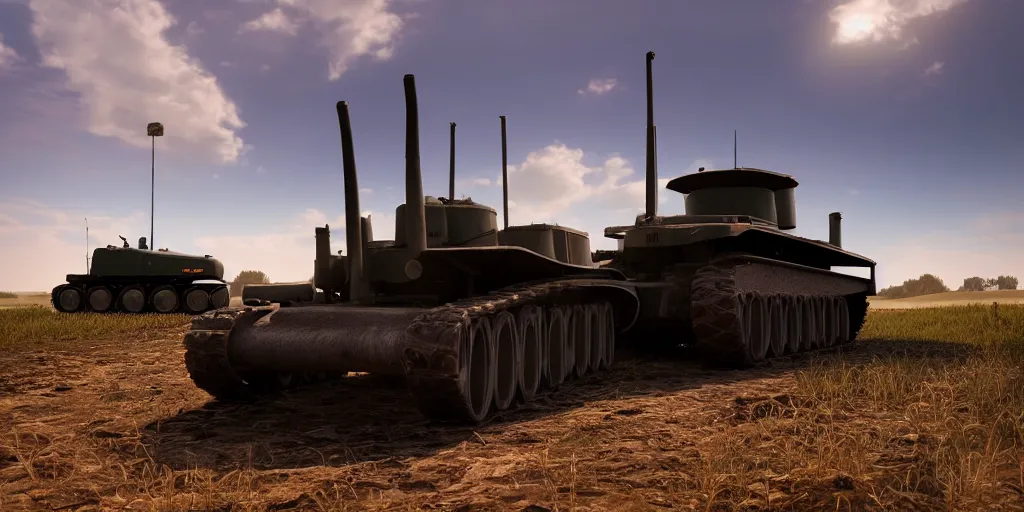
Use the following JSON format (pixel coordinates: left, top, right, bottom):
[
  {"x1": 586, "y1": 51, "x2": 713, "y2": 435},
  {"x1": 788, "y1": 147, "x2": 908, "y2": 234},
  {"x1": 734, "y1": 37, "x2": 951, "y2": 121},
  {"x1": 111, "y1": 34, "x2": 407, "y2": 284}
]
[
  {"x1": 868, "y1": 289, "x2": 1024, "y2": 309},
  {"x1": 0, "y1": 295, "x2": 1022, "y2": 511}
]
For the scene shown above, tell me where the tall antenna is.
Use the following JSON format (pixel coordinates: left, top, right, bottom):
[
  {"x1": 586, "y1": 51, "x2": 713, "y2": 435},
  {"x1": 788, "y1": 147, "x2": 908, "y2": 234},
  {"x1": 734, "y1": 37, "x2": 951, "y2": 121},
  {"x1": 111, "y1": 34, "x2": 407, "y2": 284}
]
[
  {"x1": 500, "y1": 115, "x2": 509, "y2": 229},
  {"x1": 449, "y1": 122, "x2": 456, "y2": 200},
  {"x1": 644, "y1": 51, "x2": 658, "y2": 218},
  {"x1": 85, "y1": 217, "x2": 90, "y2": 273},
  {"x1": 733, "y1": 129, "x2": 737, "y2": 169}
]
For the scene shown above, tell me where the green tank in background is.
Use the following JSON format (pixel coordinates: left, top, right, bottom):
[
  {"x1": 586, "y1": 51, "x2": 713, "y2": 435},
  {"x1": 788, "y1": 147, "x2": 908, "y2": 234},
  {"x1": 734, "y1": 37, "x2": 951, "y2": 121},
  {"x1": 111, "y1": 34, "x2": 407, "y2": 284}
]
[{"x1": 50, "y1": 235, "x2": 230, "y2": 314}]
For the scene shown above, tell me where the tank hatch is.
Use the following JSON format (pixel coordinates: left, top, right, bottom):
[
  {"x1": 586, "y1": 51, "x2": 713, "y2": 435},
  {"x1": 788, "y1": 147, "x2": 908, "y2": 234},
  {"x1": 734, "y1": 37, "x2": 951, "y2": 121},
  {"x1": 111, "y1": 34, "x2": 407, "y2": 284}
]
[{"x1": 666, "y1": 167, "x2": 798, "y2": 194}]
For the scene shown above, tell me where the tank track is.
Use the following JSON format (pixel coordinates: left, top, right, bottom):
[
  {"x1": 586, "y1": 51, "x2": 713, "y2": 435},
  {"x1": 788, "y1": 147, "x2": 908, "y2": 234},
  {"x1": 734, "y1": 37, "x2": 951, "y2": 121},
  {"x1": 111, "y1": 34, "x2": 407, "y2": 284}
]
[
  {"x1": 183, "y1": 278, "x2": 625, "y2": 423},
  {"x1": 183, "y1": 258, "x2": 872, "y2": 422},
  {"x1": 689, "y1": 257, "x2": 869, "y2": 367},
  {"x1": 51, "y1": 281, "x2": 229, "y2": 315}
]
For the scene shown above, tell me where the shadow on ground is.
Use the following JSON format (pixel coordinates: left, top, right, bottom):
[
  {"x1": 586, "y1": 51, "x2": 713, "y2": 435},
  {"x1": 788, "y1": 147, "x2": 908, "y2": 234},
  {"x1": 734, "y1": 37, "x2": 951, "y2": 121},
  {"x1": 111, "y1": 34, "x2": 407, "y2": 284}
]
[{"x1": 140, "y1": 337, "x2": 982, "y2": 473}]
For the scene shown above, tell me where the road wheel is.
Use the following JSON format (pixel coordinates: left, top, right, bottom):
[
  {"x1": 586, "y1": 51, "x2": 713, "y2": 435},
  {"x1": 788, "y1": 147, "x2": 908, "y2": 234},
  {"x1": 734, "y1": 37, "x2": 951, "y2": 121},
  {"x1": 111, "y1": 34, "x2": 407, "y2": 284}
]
[
  {"x1": 150, "y1": 285, "x2": 179, "y2": 313},
  {"x1": 53, "y1": 286, "x2": 84, "y2": 313},
  {"x1": 86, "y1": 286, "x2": 113, "y2": 312},
  {"x1": 183, "y1": 287, "x2": 210, "y2": 314},
  {"x1": 117, "y1": 285, "x2": 147, "y2": 313}
]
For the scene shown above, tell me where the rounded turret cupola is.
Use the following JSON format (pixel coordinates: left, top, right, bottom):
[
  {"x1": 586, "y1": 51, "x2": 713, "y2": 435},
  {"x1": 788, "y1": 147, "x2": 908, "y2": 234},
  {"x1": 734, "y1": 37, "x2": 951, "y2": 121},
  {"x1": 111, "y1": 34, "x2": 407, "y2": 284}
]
[{"x1": 665, "y1": 167, "x2": 799, "y2": 229}]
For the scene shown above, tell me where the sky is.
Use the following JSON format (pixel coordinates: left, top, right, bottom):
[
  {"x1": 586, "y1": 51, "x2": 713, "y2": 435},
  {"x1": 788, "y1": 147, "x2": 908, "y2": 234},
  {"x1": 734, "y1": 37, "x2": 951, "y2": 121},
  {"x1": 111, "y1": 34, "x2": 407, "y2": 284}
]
[{"x1": 1, "y1": 0, "x2": 1023, "y2": 292}]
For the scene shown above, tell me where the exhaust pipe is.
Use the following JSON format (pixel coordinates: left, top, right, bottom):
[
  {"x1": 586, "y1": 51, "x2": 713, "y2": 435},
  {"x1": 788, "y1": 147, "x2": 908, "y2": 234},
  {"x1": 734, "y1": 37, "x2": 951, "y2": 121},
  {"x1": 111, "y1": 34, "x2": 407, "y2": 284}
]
[
  {"x1": 314, "y1": 224, "x2": 333, "y2": 301},
  {"x1": 449, "y1": 122, "x2": 456, "y2": 200},
  {"x1": 500, "y1": 115, "x2": 509, "y2": 229},
  {"x1": 335, "y1": 101, "x2": 368, "y2": 301},
  {"x1": 829, "y1": 212, "x2": 842, "y2": 248},
  {"x1": 361, "y1": 215, "x2": 373, "y2": 245},
  {"x1": 645, "y1": 51, "x2": 658, "y2": 219},
  {"x1": 403, "y1": 74, "x2": 427, "y2": 255}
]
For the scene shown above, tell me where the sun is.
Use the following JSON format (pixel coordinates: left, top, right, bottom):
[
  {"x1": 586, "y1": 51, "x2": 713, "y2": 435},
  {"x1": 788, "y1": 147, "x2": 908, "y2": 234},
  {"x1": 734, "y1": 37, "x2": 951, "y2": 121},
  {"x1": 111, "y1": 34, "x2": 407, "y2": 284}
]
[{"x1": 834, "y1": 13, "x2": 879, "y2": 44}]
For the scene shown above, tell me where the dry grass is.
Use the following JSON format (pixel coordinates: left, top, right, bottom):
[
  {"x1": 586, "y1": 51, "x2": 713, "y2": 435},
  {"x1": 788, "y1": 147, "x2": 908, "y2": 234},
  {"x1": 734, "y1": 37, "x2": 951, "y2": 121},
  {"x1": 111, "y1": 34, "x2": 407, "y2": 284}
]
[
  {"x1": 0, "y1": 306, "x2": 189, "y2": 352},
  {"x1": 0, "y1": 292, "x2": 51, "y2": 310},
  {"x1": 869, "y1": 289, "x2": 1024, "y2": 309},
  {"x1": 0, "y1": 304, "x2": 1022, "y2": 511}
]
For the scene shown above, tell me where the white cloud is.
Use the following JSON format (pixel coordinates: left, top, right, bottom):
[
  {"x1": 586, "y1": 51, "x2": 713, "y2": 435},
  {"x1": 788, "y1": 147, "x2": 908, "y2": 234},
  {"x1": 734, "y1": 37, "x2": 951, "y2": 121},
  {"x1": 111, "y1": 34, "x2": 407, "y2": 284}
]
[
  {"x1": 185, "y1": 20, "x2": 204, "y2": 36},
  {"x1": 243, "y1": 0, "x2": 406, "y2": 80},
  {"x1": 829, "y1": 0, "x2": 969, "y2": 45},
  {"x1": 0, "y1": 33, "x2": 19, "y2": 71},
  {"x1": 28, "y1": 0, "x2": 247, "y2": 163},
  {"x1": 239, "y1": 7, "x2": 299, "y2": 35},
  {"x1": 577, "y1": 78, "x2": 617, "y2": 96},
  {"x1": 923, "y1": 60, "x2": 944, "y2": 76},
  {"x1": 457, "y1": 144, "x2": 711, "y2": 237},
  {"x1": 500, "y1": 144, "x2": 681, "y2": 234}
]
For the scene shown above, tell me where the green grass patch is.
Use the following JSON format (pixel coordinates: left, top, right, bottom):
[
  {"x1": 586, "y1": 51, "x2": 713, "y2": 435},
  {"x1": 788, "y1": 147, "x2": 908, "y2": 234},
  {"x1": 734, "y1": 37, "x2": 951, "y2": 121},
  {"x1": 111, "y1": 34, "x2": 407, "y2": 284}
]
[{"x1": 0, "y1": 306, "x2": 190, "y2": 352}]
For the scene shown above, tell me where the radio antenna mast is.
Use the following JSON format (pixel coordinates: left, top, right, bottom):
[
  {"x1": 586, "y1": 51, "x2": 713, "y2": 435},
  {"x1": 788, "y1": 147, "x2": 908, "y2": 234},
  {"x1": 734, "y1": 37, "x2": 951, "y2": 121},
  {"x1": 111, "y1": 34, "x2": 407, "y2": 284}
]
[
  {"x1": 85, "y1": 217, "x2": 90, "y2": 273},
  {"x1": 733, "y1": 129, "x2": 738, "y2": 169}
]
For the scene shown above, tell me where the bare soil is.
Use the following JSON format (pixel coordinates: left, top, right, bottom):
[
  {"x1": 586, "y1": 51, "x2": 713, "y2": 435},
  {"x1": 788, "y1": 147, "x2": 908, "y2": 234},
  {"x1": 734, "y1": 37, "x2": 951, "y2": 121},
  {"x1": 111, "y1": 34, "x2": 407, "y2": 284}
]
[{"x1": 1, "y1": 327, "x2": 1019, "y2": 511}]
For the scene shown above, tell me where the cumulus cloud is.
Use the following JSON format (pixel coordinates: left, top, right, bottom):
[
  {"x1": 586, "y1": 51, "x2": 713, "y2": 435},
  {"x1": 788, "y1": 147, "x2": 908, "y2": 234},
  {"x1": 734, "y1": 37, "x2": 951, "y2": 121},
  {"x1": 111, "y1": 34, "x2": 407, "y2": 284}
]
[
  {"x1": 577, "y1": 78, "x2": 617, "y2": 96},
  {"x1": 829, "y1": 0, "x2": 969, "y2": 45},
  {"x1": 28, "y1": 0, "x2": 247, "y2": 163},
  {"x1": 242, "y1": 0, "x2": 406, "y2": 80},
  {"x1": 499, "y1": 143, "x2": 682, "y2": 223},
  {"x1": 923, "y1": 60, "x2": 944, "y2": 76},
  {"x1": 0, "y1": 33, "x2": 19, "y2": 70},
  {"x1": 239, "y1": 7, "x2": 299, "y2": 35}
]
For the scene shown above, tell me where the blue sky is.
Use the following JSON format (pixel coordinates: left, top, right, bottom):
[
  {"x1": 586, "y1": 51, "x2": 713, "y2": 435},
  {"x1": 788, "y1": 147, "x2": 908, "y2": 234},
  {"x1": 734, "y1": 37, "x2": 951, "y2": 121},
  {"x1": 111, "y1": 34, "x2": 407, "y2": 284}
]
[{"x1": 1, "y1": 0, "x2": 1022, "y2": 292}]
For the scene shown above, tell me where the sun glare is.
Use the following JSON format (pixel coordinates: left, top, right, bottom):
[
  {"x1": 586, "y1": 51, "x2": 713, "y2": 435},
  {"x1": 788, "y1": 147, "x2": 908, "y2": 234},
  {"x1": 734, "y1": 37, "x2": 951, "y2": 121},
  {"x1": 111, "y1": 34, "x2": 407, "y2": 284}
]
[{"x1": 835, "y1": 13, "x2": 878, "y2": 44}]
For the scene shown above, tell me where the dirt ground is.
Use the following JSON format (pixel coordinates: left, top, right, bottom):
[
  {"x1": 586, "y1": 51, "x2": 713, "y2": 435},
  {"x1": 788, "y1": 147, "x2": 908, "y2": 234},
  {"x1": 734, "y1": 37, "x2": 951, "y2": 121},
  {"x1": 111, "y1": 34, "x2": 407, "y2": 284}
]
[{"x1": 0, "y1": 323, "x2": 1019, "y2": 511}]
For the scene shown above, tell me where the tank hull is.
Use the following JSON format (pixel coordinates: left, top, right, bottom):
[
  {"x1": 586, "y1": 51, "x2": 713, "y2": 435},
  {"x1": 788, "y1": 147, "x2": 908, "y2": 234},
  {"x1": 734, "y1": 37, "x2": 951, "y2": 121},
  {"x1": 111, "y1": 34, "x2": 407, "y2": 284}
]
[
  {"x1": 601, "y1": 217, "x2": 876, "y2": 365},
  {"x1": 52, "y1": 246, "x2": 229, "y2": 315}
]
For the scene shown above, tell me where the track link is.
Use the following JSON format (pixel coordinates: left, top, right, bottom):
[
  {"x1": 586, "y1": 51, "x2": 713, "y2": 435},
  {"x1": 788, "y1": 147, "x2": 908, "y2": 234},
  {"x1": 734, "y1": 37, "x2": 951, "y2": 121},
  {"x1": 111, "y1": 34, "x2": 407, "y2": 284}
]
[
  {"x1": 690, "y1": 257, "x2": 869, "y2": 366},
  {"x1": 182, "y1": 278, "x2": 635, "y2": 423}
]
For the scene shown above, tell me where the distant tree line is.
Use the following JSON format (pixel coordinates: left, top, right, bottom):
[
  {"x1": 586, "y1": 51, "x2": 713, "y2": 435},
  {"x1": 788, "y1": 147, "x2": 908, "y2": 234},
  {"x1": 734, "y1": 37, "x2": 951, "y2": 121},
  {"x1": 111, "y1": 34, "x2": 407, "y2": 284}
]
[
  {"x1": 878, "y1": 274, "x2": 950, "y2": 299},
  {"x1": 958, "y1": 275, "x2": 1018, "y2": 292},
  {"x1": 878, "y1": 273, "x2": 1019, "y2": 299}
]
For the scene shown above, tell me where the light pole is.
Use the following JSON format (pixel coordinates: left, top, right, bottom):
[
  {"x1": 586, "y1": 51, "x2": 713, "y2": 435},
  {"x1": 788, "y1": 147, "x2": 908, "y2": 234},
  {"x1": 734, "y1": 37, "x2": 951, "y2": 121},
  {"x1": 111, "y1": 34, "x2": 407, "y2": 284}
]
[
  {"x1": 85, "y1": 217, "x2": 90, "y2": 273},
  {"x1": 146, "y1": 122, "x2": 164, "y2": 250}
]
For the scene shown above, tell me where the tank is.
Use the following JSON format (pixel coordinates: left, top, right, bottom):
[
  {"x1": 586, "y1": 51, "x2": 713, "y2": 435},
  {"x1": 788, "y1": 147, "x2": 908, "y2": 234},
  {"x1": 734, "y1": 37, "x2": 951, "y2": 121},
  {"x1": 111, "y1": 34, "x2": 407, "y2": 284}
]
[
  {"x1": 50, "y1": 236, "x2": 230, "y2": 314},
  {"x1": 182, "y1": 74, "x2": 640, "y2": 424},
  {"x1": 601, "y1": 51, "x2": 876, "y2": 365}
]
